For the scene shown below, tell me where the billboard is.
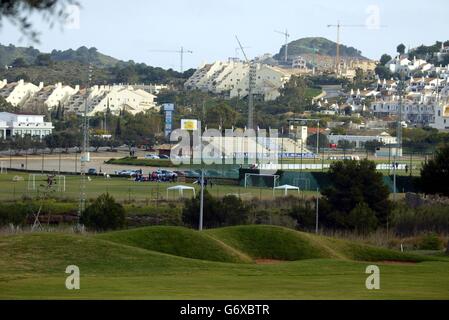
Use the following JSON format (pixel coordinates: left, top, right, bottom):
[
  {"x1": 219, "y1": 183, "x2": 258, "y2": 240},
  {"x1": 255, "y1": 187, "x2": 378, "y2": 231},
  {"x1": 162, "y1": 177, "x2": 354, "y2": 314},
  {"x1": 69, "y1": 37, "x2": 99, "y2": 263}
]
[
  {"x1": 181, "y1": 119, "x2": 199, "y2": 131},
  {"x1": 163, "y1": 104, "x2": 175, "y2": 137}
]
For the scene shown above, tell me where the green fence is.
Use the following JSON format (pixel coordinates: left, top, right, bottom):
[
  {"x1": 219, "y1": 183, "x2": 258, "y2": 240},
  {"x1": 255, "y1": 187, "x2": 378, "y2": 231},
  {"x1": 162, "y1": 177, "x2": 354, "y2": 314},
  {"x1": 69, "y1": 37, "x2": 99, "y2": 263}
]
[{"x1": 238, "y1": 169, "x2": 418, "y2": 193}]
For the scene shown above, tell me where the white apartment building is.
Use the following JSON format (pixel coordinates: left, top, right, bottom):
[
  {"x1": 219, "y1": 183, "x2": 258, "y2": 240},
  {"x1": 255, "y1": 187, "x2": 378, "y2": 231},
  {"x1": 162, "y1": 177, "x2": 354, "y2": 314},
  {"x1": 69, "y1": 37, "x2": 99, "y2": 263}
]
[
  {"x1": 0, "y1": 112, "x2": 54, "y2": 140},
  {"x1": 88, "y1": 86, "x2": 158, "y2": 116},
  {"x1": 386, "y1": 56, "x2": 428, "y2": 75},
  {"x1": 23, "y1": 83, "x2": 79, "y2": 110},
  {"x1": 0, "y1": 79, "x2": 43, "y2": 107},
  {"x1": 185, "y1": 60, "x2": 293, "y2": 101},
  {"x1": 371, "y1": 95, "x2": 436, "y2": 125}
]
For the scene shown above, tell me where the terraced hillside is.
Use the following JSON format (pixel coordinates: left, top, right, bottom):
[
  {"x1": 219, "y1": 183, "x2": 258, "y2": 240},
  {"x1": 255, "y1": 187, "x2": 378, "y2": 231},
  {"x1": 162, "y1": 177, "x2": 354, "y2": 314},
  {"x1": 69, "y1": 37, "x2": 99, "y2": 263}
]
[{"x1": 0, "y1": 225, "x2": 448, "y2": 299}]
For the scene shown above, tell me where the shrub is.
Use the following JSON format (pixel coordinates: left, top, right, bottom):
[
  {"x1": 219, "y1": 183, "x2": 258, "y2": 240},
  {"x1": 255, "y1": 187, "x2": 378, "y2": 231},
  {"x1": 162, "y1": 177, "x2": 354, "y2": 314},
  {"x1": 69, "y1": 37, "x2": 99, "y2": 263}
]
[
  {"x1": 321, "y1": 159, "x2": 391, "y2": 230},
  {"x1": 0, "y1": 203, "x2": 34, "y2": 226},
  {"x1": 182, "y1": 192, "x2": 249, "y2": 229},
  {"x1": 346, "y1": 202, "x2": 378, "y2": 234},
  {"x1": 80, "y1": 193, "x2": 125, "y2": 231},
  {"x1": 419, "y1": 233, "x2": 443, "y2": 250}
]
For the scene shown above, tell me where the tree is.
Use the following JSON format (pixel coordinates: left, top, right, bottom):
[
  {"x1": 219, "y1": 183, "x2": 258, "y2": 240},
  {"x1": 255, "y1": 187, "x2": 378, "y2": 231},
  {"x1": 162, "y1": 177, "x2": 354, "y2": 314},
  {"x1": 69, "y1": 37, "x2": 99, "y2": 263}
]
[
  {"x1": 379, "y1": 54, "x2": 392, "y2": 66},
  {"x1": 364, "y1": 140, "x2": 385, "y2": 153},
  {"x1": 35, "y1": 53, "x2": 52, "y2": 66},
  {"x1": 80, "y1": 193, "x2": 125, "y2": 231},
  {"x1": 11, "y1": 57, "x2": 28, "y2": 68},
  {"x1": 182, "y1": 192, "x2": 249, "y2": 229},
  {"x1": 306, "y1": 133, "x2": 329, "y2": 149},
  {"x1": 0, "y1": 96, "x2": 17, "y2": 112},
  {"x1": 397, "y1": 43, "x2": 406, "y2": 55},
  {"x1": 90, "y1": 136, "x2": 107, "y2": 152},
  {"x1": 0, "y1": 0, "x2": 79, "y2": 42},
  {"x1": 321, "y1": 160, "x2": 391, "y2": 231},
  {"x1": 44, "y1": 133, "x2": 61, "y2": 153},
  {"x1": 419, "y1": 144, "x2": 449, "y2": 196}
]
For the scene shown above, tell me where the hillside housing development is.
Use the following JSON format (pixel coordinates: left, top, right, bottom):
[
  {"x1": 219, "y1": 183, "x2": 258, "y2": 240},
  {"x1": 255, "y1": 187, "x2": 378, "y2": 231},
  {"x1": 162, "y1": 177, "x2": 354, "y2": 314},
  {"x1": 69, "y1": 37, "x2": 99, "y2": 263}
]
[{"x1": 0, "y1": 79, "x2": 166, "y2": 116}]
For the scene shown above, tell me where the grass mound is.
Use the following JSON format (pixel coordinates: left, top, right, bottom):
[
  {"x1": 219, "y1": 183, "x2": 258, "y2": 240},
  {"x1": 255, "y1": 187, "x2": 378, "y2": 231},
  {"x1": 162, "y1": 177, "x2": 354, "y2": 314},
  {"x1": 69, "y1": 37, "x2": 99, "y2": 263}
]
[
  {"x1": 0, "y1": 233, "x2": 209, "y2": 277},
  {"x1": 207, "y1": 225, "x2": 433, "y2": 263},
  {"x1": 206, "y1": 225, "x2": 332, "y2": 261},
  {"x1": 97, "y1": 226, "x2": 252, "y2": 264}
]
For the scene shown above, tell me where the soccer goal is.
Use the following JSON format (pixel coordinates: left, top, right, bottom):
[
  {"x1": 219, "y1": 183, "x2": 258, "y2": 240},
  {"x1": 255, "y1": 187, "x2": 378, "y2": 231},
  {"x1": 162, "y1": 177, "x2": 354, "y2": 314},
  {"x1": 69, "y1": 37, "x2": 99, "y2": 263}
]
[
  {"x1": 0, "y1": 161, "x2": 7, "y2": 174},
  {"x1": 293, "y1": 177, "x2": 311, "y2": 190},
  {"x1": 27, "y1": 174, "x2": 66, "y2": 192},
  {"x1": 244, "y1": 173, "x2": 280, "y2": 189}
]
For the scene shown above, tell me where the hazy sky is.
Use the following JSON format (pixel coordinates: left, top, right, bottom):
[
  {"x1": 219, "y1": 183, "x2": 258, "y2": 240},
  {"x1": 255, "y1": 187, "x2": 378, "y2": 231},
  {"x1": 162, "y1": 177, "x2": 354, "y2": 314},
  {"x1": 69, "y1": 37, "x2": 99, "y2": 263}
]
[{"x1": 1, "y1": 0, "x2": 448, "y2": 71}]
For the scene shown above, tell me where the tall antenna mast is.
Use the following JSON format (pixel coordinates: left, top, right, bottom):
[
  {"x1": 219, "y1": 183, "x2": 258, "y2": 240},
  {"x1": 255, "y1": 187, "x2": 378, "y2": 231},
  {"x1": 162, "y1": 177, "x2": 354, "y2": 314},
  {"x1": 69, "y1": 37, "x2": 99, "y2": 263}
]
[
  {"x1": 78, "y1": 63, "x2": 93, "y2": 218},
  {"x1": 236, "y1": 35, "x2": 256, "y2": 129}
]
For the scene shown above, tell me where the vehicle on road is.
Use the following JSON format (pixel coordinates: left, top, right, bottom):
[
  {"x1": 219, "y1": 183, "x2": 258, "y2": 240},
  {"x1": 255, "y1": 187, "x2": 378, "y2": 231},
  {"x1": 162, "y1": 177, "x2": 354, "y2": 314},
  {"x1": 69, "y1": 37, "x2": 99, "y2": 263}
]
[
  {"x1": 87, "y1": 168, "x2": 97, "y2": 175},
  {"x1": 144, "y1": 154, "x2": 160, "y2": 159}
]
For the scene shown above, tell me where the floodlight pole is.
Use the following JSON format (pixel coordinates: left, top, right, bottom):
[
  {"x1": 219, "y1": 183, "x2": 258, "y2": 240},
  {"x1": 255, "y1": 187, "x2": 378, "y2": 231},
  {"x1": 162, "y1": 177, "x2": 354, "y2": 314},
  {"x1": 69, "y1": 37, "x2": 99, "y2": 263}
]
[
  {"x1": 198, "y1": 121, "x2": 204, "y2": 231},
  {"x1": 315, "y1": 188, "x2": 320, "y2": 234},
  {"x1": 199, "y1": 168, "x2": 204, "y2": 231}
]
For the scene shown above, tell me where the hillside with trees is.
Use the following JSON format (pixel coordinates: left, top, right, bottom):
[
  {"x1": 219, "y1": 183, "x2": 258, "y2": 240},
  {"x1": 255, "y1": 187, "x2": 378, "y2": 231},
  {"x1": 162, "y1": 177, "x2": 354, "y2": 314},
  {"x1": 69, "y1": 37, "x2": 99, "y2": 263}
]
[
  {"x1": 0, "y1": 44, "x2": 194, "y2": 85},
  {"x1": 274, "y1": 37, "x2": 366, "y2": 61}
]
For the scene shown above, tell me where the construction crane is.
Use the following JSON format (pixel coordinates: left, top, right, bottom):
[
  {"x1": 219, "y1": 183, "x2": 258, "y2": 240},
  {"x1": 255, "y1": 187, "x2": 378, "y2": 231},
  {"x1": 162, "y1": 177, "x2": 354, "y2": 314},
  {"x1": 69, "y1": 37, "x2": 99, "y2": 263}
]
[
  {"x1": 235, "y1": 46, "x2": 251, "y2": 59},
  {"x1": 275, "y1": 29, "x2": 290, "y2": 63},
  {"x1": 235, "y1": 36, "x2": 256, "y2": 130},
  {"x1": 149, "y1": 46, "x2": 193, "y2": 73},
  {"x1": 327, "y1": 21, "x2": 386, "y2": 75},
  {"x1": 327, "y1": 22, "x2": 366, "y2": 74}
]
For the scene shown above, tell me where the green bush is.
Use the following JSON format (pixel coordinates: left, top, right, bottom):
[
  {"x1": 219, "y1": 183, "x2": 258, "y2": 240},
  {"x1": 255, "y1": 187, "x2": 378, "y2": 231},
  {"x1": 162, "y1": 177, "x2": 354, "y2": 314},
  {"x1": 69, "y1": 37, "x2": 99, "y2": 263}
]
[
  {"x1": 182, "y1": 192, "x2": 249, "y2": 228},
  {"x1": 419, "y1": 233, "x2": 443, "y2": 250},
  {"x1": 80, "y1": 193, "x2": 126, "y2": 231},
  {"x1": 0, "y1": 203, "x2": 34, "y2": 226},
  {"x1": 346, "y1": 202, "x2": 378, "y2": 234}
]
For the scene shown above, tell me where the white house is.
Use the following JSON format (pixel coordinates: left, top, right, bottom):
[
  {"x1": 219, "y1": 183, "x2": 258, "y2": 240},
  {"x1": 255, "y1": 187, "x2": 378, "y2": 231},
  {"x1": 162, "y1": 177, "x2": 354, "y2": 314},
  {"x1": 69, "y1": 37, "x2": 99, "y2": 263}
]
[
  {"x1": 0, "y1": 112, "x2": 54, "y2": 140},
  {"x1": 185, "y1": 60, "x2": 293, "y2": 101},
  {"x1": 0, "y1": 79, "x2": 43, "y2": 107},
  {"x1": 23, "y1": 83, "x2": 79, "y2": 111},
  {"x1": 87, "y1": 86, "x2": 158, "y2": 116}
]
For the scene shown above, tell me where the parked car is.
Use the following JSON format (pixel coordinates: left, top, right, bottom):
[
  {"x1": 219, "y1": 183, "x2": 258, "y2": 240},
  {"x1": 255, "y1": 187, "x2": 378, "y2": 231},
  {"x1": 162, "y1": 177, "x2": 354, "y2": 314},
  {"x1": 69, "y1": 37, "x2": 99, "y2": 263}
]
[
  {"x1": 87, "y1": 168, "x2": 97, "y2": 175},
  {"x1": 154, "y1": 169, "x2": 178, "y2": 181},
  {"x1": 144, "y1": 154, "x2": 160, "y2": 160},
  {"x1": 116, "y1": 169, "x2": 139, "y2": 177},
  {"x1": 159, "y1": 155, "x2": 170, "y2": 160}
]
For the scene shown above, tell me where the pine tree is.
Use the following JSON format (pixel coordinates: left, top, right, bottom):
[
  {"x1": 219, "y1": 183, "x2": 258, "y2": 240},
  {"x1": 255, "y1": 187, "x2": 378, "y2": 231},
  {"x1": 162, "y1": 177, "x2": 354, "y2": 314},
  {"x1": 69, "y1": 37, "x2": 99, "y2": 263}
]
[{"x1": 115, "y1": 117, "x2": 122, "y2": 138}]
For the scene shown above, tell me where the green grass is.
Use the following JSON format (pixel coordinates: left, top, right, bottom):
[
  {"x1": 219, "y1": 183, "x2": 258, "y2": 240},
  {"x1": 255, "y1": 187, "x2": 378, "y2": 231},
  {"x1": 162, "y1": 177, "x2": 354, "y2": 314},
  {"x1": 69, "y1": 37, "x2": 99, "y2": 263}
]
[
  {"x1": 0, "y1": 171, "x2": 317, "y2": 202},
  {"x1": 206, "y1": 225, "x2": 432, "y2": 263},
  {"x1": 97, "y1": 226, "x2": 252, "y2": 264},
  {"x1": 206, "y1": 225, "x2": 330, "y2": 261},
  {"x1": 1, "y1": 225, "x2": 448, "y2": 299}
]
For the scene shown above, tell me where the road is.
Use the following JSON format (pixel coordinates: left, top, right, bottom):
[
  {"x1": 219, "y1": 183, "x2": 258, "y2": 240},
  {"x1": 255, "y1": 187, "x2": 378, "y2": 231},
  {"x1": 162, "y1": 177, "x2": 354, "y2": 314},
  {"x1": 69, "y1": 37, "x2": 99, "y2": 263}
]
[{"x1": 0, "y1": 149, "x2": 161, "y2": 175}]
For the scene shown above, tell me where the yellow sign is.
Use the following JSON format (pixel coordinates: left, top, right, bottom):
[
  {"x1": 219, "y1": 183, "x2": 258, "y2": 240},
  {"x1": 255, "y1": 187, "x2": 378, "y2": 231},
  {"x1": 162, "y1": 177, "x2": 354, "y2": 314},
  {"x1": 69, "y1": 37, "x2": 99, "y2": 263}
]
[{"x1": 181, "y1": 119, "x2": 198, "y2": 131}]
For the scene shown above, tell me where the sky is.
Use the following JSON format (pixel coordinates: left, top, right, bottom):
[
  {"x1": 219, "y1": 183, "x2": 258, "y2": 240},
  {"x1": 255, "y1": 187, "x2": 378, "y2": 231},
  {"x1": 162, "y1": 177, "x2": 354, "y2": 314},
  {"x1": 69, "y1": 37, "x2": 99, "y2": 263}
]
[{"x1": 0, "y1": 0, "x2": 448, "y2": 71}]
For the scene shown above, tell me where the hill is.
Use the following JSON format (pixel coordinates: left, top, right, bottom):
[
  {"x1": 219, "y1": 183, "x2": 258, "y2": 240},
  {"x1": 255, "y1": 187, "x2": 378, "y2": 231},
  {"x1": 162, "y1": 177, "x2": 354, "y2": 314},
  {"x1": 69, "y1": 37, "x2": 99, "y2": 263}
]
[
  {"x1": 0, "y1": 43, "x2": 192, "y2": 85},
  {"x1": 97, "y1": 226, "x2": 252, "y2": 263},
  {"x1": 274, "y1": 37, "x2": 366, "y2": 61}
]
